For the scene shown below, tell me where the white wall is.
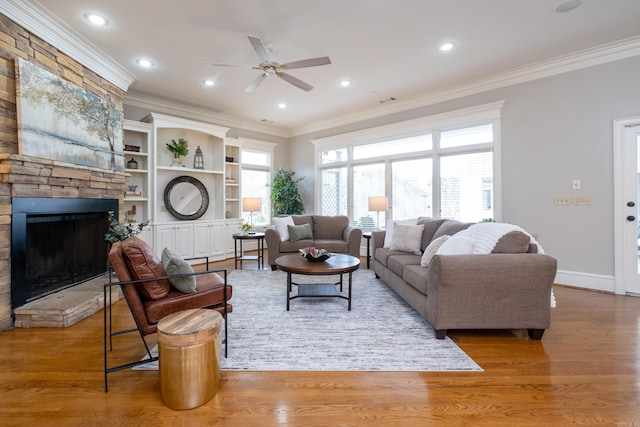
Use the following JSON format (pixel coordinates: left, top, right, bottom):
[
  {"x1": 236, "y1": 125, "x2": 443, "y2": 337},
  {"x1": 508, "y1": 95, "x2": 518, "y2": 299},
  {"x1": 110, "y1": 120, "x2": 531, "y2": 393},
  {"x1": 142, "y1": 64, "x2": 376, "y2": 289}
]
[{"x1": 287, "y1": 56, "x2": 640, "y2": 290}]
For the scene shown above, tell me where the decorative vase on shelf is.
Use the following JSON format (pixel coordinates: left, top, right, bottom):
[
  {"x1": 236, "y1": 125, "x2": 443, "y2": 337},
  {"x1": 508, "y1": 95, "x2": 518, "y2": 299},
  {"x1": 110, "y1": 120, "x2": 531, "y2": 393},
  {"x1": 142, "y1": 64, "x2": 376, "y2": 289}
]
[{"x1": 170, "y1": 156, "x2": 183, "y2": 167}]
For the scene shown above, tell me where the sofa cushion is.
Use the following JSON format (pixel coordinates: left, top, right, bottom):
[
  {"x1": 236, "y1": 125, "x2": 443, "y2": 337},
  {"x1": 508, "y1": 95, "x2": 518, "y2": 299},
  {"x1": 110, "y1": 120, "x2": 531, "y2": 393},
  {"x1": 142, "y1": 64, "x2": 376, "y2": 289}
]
[
  {"x1": 313, "y1": 215, "x2": 348, "y2": 239},
  {"x1": 288, "y1": 223, "x2": 313, "y2": 242},
  {"x1": 432, "y1": 220, "x2": 472, "y2": 241},
  {"x1": 273, "y1": 216, "x2": 295, "y2": 241},
  {"x1": 390, "y1": 224, "x2": 424, "y2": 254},
  {"x1": 280, "y1": 239, "x2": 315, "y2": 253},
  {"x1": 421, "y1": 235, "x2": 450, "y2": 267},
  {"x1": 314, "y1": 239, "x2": 349, "y2": 253},
  {"x1": 374, "y1": 247, "x2": 394, "y2": 267},
  {"x1": 387, "y1": 253, "x2": 422, "y2": 277},
  {"x1": 492, "y1": 231, "x2": 531, "y2": 253},
  {"x1": 417, "y1": 218, "x2": 447, "y2": 250},
  {"x1": 403, "y1": 264, "x2": 429, "y2": 295},
  {"x1": 121, "y1": 237, "x2": 170, "y2": 300},
  {"x1": 161, "y1": 248, "x2": 196, "y2": 293}
]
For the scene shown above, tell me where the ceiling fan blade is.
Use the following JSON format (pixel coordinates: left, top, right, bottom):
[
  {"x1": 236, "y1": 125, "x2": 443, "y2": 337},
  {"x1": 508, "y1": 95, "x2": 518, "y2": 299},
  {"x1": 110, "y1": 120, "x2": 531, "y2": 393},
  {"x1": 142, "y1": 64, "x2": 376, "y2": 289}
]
[
  {"x1": 245, "y1": 73, "x2": 267, "y2": 92},
  {"x1": 248, "y1": 35, "x2": 271, "y2": 64},
  {"x1": 277, "y1": 72, "x2": 313, "y2": 92},
  {"x1": 203, "y1": 62, "x2": 251, "y2": 68},
  {"x1": 281, "y1": 56, "x2": 332, "y2": 70}
]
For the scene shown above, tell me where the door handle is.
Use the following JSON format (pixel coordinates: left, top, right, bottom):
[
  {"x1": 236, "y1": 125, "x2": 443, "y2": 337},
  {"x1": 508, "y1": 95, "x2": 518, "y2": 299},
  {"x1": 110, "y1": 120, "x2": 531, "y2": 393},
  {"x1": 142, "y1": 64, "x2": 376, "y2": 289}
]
[{"x1": 627, "y1": 216, "x2": 636, "y2": 221}]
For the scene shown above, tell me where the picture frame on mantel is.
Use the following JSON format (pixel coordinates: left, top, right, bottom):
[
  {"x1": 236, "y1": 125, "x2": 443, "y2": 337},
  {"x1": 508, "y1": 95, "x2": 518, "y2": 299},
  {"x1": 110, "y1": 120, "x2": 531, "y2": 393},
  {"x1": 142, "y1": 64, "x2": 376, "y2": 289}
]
[{"x1": 15, "y1": 58, "x2": 124, "y2": 171}]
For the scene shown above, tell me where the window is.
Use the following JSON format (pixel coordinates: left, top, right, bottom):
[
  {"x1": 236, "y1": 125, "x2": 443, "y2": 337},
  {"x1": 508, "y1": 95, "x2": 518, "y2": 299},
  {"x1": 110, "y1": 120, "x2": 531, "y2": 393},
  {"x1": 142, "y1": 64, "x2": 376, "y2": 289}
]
[
  {"x1": 313, "y1": 102, "x2": 502, "y2": 224},
  {"x1": 239, "y1": 140, "x2": 276, "y2": 227}
]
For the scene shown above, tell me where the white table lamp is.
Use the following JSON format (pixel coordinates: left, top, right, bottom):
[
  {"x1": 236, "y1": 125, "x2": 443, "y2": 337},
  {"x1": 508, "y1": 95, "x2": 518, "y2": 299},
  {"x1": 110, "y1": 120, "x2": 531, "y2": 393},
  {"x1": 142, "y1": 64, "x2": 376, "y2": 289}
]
[{"x1": 368, "y1": 196, "x2": 388, "y2": 230}]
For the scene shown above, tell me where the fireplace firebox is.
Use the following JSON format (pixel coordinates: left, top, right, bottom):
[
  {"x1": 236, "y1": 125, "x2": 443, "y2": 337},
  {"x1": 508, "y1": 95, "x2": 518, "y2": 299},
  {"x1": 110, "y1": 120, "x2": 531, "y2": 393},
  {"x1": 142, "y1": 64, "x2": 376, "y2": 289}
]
[{"x1": 11, "y1": 198, "x2": 119, "y2": 309}]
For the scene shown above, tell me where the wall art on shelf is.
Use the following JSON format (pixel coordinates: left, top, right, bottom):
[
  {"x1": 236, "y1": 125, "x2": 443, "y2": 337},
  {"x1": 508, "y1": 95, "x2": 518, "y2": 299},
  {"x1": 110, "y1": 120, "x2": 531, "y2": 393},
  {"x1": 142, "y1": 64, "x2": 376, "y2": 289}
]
[{"x1": 15, "y1": 58, "x2": 124, "y2": 171}]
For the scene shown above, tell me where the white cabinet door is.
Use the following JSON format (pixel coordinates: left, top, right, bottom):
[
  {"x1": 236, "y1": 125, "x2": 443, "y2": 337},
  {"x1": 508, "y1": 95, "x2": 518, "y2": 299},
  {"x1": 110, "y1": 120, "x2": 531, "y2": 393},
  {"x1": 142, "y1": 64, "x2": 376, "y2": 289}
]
[
  {"x1": 155, "y1": 223, "x2": 193, "y2": 258},
  {"x1": 193, "y1": 221, "x2": 226, "y2": 259}
]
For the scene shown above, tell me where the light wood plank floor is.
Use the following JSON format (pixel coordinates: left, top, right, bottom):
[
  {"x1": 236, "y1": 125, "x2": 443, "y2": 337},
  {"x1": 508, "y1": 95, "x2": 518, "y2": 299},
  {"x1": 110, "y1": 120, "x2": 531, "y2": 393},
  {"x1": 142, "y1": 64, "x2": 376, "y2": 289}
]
[{"x1": 1, "y1": 255, "x2": 640, "y2": 426}]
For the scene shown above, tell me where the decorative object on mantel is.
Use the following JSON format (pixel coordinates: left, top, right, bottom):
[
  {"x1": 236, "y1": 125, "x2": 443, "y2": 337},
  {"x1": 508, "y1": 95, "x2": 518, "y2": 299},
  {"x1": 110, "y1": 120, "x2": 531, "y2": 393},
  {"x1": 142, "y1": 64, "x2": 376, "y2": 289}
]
[
  {"x1": 300, "y1": 247, "x2": 331, "y2": 262},
  {"x1": 124, "y1": 144, "x2": 140, "y2": 152},
  {"x1": 104, "y1": 210, "x2": 149, "y2": 243},
  {"x1": 126, "y1": 157, "x2": 138, "y2": 169},
  {"x1": 193, "y1": 145, "x2": 204, "y2": 169},
  {"x1": 166, "y1": 138, "x2": 189, "y2": 167}
]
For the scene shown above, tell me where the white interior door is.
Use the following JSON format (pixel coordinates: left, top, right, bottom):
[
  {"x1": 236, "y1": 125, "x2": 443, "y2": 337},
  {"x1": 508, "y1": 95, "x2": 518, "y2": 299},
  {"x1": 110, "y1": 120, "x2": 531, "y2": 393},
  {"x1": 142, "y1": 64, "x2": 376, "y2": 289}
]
[{"x1": 614, "y1": 118, "x2": 640, "y2": 295}]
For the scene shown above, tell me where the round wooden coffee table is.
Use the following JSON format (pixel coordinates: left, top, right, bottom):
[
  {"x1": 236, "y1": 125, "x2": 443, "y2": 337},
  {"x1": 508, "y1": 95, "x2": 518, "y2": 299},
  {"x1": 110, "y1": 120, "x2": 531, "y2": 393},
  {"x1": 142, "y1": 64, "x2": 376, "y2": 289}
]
[{"x1": 275, "y1": 253, "x2": 360, "y2": 310}]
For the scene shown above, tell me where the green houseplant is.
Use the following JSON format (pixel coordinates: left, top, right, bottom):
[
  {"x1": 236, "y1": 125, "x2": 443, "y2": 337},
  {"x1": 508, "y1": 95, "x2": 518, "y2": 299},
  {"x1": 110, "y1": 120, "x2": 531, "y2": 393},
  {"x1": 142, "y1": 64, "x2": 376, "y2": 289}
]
[
  {"x1": 104, "y1": 210, "x2": 149, "y2": 244},
  {"x1": 270, "y1": 167, "x2": 304, "y2": 216},
  {"x1": 166, "y1": 138, "x2": 189, "y2": 166}
]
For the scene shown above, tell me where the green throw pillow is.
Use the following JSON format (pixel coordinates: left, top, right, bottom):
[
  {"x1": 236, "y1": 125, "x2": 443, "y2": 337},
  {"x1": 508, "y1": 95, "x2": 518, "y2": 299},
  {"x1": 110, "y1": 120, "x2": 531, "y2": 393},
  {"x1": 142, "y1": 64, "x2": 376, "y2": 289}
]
[
  {"x1": 288, "y1": 223, "x2": 313, "y2": 242},
  {"x1": 161, "y1": 248, "x2": 197, "y2": 293}
]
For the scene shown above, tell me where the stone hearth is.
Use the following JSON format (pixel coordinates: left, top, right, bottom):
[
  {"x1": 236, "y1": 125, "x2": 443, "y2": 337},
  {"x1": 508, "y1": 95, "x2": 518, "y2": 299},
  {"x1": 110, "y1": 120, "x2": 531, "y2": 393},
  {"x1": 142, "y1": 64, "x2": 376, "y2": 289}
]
[{"x1": 13, "y1": 274, "x2": 123, "y2": 328}]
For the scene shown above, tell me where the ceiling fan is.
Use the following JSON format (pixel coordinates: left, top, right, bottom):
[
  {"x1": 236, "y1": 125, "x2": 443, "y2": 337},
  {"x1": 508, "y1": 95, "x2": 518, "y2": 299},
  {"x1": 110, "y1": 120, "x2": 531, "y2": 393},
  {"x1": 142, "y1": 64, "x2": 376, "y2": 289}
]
[{"x1": 205, "y1": 36, "x2": 331, "y2": 93}]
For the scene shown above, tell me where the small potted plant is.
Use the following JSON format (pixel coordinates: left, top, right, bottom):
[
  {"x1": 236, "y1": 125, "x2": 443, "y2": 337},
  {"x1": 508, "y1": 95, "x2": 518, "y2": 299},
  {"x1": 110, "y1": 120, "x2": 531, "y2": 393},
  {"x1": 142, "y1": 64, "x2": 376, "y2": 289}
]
[
  {"x1": 239, "y1": 220, "x2": 253, "y2": 234},
  {"x1": 166, "y1": 138, "x2": 189, "y2": 167},
  {"x1": 104, "y1": 211, "x2": 149, "y2": 244}
]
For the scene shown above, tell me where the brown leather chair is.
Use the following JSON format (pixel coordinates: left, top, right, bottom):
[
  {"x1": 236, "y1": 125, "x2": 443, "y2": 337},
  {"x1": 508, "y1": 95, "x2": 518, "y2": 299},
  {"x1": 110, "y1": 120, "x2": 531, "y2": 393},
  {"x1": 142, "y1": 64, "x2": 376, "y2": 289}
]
[{"x1": 104, "y1": 237, "x2": 232, "y2": 391}]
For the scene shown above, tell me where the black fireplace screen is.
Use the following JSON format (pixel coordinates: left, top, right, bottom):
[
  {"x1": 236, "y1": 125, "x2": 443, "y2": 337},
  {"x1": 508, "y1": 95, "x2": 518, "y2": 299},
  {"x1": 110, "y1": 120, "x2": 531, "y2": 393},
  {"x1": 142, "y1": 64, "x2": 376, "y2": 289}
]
[
  {"x1": 25, "y1": 212, "x2": 109, "y2": 301},
  {"x1": 11, "y1": 198, "x2": 119, "y2": 308}
]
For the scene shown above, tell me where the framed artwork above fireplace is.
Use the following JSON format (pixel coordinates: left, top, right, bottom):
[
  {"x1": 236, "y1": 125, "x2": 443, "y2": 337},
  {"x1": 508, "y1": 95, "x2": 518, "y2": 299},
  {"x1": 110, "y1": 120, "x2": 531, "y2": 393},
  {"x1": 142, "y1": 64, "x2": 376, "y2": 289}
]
[{"x1": 15, "y1": 58, "x2": 124, "y2": 171}]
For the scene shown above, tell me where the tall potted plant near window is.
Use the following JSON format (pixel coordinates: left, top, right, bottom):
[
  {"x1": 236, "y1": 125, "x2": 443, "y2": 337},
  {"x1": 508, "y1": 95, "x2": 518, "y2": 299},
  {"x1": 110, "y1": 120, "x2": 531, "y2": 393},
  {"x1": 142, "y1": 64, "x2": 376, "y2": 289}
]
[{"x1": 270, "y1": 168, "x2": 304, "y2": 216}]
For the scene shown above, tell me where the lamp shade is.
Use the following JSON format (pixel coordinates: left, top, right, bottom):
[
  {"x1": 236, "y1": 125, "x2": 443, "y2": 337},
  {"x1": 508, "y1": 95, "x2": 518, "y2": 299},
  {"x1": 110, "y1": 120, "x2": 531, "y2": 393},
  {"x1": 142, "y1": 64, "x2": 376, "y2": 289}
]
[
  {"x1": 368, "y1": 196, "x2": 388, "y2": 212},
  {"x1": 242, "y1": 197, "x2": 262, "y2": 212}
]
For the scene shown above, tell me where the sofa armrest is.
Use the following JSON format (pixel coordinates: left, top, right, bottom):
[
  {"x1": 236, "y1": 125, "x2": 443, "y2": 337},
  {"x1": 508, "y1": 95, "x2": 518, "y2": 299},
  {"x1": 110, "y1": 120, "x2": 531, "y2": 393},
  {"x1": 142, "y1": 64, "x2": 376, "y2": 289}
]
[
  {"x1": 265, "y1": 227, "x2": 283, "y2": 267},
  {"x1": 344, "y1": 225, "x2": 363, "y2": 257},
  {"x1": 426, "y1": 253, "x2": 557, "y2": 331},
  {"x1": 371, "y1": 230, "x2": 385, "y2": 251}
]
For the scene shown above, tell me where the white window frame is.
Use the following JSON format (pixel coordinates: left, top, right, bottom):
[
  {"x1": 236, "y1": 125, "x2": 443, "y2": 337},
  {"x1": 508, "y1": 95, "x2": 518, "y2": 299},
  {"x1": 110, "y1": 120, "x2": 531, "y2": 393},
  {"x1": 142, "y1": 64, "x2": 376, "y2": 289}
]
[
  {"x1": 237, "y1": 137, "x2": 277, "y2": 227},
  {"x1": 312, "y1": 101, "x2": 504, "y2": 221}
]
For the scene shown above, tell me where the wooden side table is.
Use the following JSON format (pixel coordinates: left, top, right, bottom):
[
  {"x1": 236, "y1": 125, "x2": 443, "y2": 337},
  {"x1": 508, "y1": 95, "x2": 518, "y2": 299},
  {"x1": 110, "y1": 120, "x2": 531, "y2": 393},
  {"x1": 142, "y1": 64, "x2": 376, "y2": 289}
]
[
  {"x1": 157, "y1": 309, "x2": 222, "y2": 410},
  {"x1": 233, "y1": 232, "x2": 265, "y2": 269}
]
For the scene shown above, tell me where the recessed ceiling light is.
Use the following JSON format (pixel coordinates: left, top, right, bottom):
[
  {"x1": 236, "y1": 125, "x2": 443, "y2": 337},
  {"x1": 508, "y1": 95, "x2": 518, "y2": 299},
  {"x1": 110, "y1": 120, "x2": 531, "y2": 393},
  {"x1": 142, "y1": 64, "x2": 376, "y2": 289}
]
[
  {"x1": 340, "y1": 80, "x2": 352, "y2": 87},
  {"x1": 439, "y1": 42, "x2": 455, "y2": 52},
  {"x1": 136, "y1": 58, "x2": 153, "y2": 68},
  {"x1": 556, "y1": 0, "x2": 583, "y2": 13},
  {"x1": 278, "y1": 103, "x2": 287, "y2": 109},
  {"x1": 85, "y1": 13, "x2": 108, "y2": 26},
  {"x1": 203, "y1": 80, "x2": 215, "y2": 87}
]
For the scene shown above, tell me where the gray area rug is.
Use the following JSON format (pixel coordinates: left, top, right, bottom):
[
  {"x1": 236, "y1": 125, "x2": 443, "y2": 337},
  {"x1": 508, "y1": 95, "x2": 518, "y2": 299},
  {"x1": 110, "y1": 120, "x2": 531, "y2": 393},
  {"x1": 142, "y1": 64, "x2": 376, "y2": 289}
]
[{"x1": 136, "y1": 269, "x2": 482, "y2": 372}]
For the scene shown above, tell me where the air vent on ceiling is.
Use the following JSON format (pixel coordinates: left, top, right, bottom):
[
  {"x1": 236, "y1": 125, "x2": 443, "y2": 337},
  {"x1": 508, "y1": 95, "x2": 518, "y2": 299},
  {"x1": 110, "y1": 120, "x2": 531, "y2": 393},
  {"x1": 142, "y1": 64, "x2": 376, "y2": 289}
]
[
  {"x1": 261, "y1": 119, "x2": 274, "y2": 124},
  {"x1": 378, "y1": 97, "x2": 397, "y2": 104}
]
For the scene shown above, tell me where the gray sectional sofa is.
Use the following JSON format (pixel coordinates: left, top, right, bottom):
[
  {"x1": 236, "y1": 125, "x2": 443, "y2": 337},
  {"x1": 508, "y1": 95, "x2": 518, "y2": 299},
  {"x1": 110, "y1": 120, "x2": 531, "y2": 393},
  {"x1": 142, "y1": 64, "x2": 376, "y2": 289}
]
[
  {"x1": 265, "y1": 215, "x2": 363, "y2": 270},
  {"x1": 371, "y1": 218, "x2": 557, "y2": 340}
]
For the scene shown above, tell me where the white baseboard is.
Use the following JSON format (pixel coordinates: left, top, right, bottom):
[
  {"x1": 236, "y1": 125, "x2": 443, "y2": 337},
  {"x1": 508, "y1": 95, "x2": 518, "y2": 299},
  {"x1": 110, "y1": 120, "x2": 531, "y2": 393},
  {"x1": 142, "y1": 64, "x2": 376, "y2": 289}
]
[{"x1": 554, "y1": 270, "x2": 615, "y2": 293}]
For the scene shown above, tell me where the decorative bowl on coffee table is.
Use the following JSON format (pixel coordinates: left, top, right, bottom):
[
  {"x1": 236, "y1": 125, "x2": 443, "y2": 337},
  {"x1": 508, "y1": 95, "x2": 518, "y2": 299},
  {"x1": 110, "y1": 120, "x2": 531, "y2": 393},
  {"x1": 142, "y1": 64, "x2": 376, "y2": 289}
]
[{"x1": 300, "y1": 247, "x2": 331, "y2": 262}]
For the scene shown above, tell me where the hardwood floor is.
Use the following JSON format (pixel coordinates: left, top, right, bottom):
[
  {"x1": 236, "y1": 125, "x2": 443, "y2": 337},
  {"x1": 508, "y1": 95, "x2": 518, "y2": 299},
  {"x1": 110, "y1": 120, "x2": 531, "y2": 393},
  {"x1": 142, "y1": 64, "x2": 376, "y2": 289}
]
[{"x1": 1, "y1": 255, "x2": 640, "y2": 426}]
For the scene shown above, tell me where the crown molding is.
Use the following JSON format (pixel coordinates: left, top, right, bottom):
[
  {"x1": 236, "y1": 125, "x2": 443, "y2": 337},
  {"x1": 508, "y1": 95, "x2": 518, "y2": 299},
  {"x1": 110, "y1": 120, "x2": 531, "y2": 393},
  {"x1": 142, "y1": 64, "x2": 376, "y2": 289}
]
[
  {"x1": 291, "y1": 35, "x2": 640, "y2": 137},
  {"x1": 124, "y1": 92, "x2": 290, "y2": 138},
  {"x1": 0, "y1": 0, "x2": 137, "y2": 91}
]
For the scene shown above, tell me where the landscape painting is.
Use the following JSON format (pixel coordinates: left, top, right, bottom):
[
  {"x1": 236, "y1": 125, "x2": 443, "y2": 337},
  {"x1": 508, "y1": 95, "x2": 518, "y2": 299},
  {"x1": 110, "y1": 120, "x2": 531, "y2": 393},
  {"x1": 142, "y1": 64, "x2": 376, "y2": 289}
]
[{"x1": 16, "y1": 58, "x2": 124, "y2": 171}]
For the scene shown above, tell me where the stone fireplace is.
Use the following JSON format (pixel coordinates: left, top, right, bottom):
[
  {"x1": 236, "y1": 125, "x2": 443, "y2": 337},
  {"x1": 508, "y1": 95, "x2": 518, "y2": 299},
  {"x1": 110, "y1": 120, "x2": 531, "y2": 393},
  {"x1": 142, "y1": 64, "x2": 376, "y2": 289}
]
[
  {"x1": 0, "y1": 154, "x2": 127, "y2": 329},
  {"x1": 0, "y1": 13, "x2": 130, "y2": 330}
]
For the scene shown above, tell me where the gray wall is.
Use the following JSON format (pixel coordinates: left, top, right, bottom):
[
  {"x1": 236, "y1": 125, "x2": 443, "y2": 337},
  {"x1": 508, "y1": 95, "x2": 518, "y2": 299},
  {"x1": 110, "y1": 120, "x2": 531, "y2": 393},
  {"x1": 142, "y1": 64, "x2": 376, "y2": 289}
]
[{"x1": 287, "y1": 56, "x2": 640, "y2": 285}]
